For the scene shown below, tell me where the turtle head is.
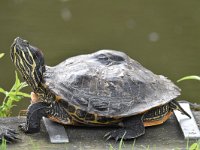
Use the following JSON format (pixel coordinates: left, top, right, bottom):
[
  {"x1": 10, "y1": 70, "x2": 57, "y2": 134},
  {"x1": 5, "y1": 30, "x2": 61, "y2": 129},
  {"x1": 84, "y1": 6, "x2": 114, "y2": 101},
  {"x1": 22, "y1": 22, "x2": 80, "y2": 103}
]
[{"x1": 10, "y1": 37, "x2": 45, "y2": 90}]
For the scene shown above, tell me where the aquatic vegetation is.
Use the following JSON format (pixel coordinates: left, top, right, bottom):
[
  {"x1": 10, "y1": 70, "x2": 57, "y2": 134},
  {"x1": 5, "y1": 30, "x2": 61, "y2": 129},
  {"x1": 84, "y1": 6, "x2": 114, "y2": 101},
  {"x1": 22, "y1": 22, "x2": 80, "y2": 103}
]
[{"x1": 0, "y1": 53, "x2": 30, "y2": 117}]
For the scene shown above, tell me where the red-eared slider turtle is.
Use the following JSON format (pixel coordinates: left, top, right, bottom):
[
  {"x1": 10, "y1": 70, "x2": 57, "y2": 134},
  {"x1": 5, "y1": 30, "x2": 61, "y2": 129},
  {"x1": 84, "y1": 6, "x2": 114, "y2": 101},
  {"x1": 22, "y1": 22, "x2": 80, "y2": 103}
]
[{"x1": 10, "y1": 37, "x2": 191, "y2": 140}]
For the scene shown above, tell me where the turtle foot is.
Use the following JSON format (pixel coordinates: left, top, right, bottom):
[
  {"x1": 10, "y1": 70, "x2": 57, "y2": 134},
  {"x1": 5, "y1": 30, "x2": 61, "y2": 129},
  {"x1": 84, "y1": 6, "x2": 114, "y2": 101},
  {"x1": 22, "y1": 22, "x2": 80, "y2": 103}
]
[
  {"x1": 104, "y1": 128, "x2": 140, "y2": 141},
  {"x1": 104, "y1": 129, "x2": 125, "y2": 141},
  {"x1": 0, "y1": 127, "x2": 20, "y2": 143},
  {"x1": 19, "y1": 123, "x2": 40, "y2": 134}
]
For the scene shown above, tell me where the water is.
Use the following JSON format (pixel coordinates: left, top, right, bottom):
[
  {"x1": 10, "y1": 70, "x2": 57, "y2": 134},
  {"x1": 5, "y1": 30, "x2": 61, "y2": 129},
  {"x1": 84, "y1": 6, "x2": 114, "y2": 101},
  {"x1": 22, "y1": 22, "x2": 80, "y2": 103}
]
[{"x1": 0, "y1": 0, "x2": 200, "y2": 115}]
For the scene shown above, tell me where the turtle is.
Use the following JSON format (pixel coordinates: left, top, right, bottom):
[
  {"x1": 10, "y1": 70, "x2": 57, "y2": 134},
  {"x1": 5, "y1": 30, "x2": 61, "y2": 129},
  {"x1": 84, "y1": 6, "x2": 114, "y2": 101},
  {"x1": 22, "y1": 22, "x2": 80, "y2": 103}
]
[{"x1": 10, "y1": 37, "x2": 191, "y2": 140}]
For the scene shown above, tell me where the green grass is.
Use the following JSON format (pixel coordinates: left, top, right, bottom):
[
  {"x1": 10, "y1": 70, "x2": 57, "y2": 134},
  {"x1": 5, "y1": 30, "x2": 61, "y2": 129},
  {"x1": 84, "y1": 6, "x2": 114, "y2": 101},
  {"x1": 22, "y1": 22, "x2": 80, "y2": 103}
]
[
  {"x1": 109, "y1": 140, "x2": 200, "y2": 150},
  {"x1": 177, "y1": 75, "x2": 200, "y2": 82},
  {"x1": 0, "y1": 138, "x2": 7, "y2": 150},
  {"x1": 0, "y1": 139, "x2": 199, "y2": 150}
]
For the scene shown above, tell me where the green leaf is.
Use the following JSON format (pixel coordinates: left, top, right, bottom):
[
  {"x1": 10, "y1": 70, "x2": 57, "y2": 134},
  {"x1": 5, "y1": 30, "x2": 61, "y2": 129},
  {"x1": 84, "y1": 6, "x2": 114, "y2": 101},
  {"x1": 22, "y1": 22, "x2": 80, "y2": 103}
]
[
  {"x1": 177, "y1": 76, "x2": 200, "y2": 82},
  {"x1": 0, "y1": 88, "x2": 6, "y2": 94},
  {"x1": 14, "y1": 71, "x2": 21, "y2": 89},
  {"x1": 9, "y1": 91, "x2": 31, "y2": 98},
  {"x1": 189, "y1": 142, "x2": 199, "y2": 150},
  {"x1": 0, "y1": 70, "x2": 30, "y2": 117},
  {"x1": 19, "y1": 82, "x2": 28, "y2": 89},
  {"x1": 10, "y1": 71, "x2": 22, "y2": 92},
  {"x1": 0, "y1": 53, "x2": 5, "y2": 59}
]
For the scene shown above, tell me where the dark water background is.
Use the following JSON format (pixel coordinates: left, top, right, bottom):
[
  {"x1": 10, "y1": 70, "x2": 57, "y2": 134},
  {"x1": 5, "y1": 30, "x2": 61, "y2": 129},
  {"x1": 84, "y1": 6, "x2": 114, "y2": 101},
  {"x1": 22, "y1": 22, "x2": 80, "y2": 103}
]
[{"x1": 0, "y1": 0, "x2": 200, "y2": 116}]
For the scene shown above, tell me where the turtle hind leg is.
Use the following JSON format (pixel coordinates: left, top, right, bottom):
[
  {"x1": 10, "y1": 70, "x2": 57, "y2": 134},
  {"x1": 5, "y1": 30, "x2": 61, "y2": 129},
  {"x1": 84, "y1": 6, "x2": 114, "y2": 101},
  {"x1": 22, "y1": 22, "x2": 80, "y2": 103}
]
[
  {"x1": 170, "y1": 100, "x2": 191, "y2": 119},
  {"x1": 104, "y1": 115, "x2": 145, "y2": 141}
]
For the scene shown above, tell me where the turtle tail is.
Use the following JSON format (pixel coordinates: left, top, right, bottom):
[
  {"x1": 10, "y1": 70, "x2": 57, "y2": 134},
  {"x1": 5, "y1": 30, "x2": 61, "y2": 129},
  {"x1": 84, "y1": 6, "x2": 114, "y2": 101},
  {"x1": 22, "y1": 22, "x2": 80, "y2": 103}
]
[{"x1": 169, "y1": 100, "x2": 191, "y2": 119}]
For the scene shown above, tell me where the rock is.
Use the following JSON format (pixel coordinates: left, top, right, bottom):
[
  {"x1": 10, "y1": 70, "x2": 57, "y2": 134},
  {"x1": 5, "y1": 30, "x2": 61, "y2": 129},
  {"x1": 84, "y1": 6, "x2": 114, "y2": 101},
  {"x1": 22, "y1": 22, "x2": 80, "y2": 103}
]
[{"x1": 1, "y1": 111, "x2": 200, "y2": 150}]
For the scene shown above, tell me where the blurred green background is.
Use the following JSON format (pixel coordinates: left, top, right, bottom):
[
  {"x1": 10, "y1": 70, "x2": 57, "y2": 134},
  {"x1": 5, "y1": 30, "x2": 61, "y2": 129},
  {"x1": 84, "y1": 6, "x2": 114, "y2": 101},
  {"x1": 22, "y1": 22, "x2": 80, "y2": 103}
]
[{"x1": 0, "y1": 0, "x2": 200, "y2": 115}]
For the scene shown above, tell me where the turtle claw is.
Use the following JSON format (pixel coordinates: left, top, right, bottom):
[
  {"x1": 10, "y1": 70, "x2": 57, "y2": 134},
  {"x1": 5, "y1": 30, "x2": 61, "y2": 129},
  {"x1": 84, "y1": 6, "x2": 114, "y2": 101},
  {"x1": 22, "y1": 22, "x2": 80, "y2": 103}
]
[
  {"x1": 104, "y1": 129, "x2": 130, "y2": 141},
  {"x1": 18, "y1": 123, "x2": 28, "y2": 133},
  {"x1": 19, "y1": 123, "x2": 40, "y2": 134},
  {"x1": 104, "y1": 131, "x2": 111, "y2": 138},
  {"x1": 105, "y1": 135, "x2": 112, "y2": 141},
  {"x1": 0, "y1": 127, "x2": 20, "y2": 143},
  {"x1": 114, "y1": 136, "x2": 120, "y2": 142},
  {"x1": 7, "y1": 128, "x2": 19, "y2": 135}
]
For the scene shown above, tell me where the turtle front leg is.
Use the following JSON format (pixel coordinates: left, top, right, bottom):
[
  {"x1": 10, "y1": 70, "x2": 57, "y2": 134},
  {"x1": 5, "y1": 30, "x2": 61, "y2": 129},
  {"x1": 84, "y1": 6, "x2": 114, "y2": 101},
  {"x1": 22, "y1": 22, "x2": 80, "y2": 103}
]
[
  {"x1": 19, "y1": 93, "x2": 74, "y2": 133},
  {"x1": 19, "y1": 102, "x2": 49, "y2": 133}
]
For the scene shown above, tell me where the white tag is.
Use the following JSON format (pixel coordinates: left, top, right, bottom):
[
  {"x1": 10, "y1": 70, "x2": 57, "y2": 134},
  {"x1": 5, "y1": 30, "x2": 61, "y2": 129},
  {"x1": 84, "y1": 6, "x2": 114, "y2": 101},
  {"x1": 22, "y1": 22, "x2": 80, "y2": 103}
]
[{"x1": 174, "y1": 103, "x2": 200, "y2": 139}]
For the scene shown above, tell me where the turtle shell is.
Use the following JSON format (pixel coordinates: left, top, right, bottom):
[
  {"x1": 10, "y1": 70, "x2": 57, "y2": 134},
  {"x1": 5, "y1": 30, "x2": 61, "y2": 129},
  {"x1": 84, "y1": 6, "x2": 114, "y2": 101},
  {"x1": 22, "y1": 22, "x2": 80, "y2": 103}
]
[{"x1": 44, "y1": 50, "x2": 180, "y2": 117}]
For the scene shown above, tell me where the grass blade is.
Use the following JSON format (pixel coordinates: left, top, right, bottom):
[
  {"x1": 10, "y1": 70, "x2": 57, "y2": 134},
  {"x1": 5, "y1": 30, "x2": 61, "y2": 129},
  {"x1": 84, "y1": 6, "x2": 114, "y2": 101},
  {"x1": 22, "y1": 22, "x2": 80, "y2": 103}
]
[
  {"x1": 0, "y1": 137, "x2": 7, "y2": 150},
  {"x1": 0, "y1": 53, "x2": 5, "y2": 59},
  {"x1": 118, "y1": 133, "x2": 126, "y2": 150},
  {"x1": 109, "y1": 144, "x2": 115, "y2": 150},
  {"x1": 189, "y1": 142, "x2": 199, "y2": 150},
  {"x1": 132, "y1": 140, "x2": 136, "y2": 150},
  {"x1": 177, "y1": 76, "x2": 200, "y2": 82}
]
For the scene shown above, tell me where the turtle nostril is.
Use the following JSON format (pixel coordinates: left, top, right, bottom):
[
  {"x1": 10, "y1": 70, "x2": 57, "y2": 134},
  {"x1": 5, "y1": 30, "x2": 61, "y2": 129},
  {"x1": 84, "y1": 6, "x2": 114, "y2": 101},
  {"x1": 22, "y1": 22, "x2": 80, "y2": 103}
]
[{"x1": 14, "y1": 37, "x2": 21, "y2": 43}]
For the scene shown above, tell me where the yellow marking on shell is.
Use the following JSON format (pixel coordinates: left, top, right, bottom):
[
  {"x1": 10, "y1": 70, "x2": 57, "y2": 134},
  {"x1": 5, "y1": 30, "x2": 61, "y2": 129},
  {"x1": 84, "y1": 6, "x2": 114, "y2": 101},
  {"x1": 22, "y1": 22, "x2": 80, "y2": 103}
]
[
  {"x1": 143, "y1": 111, "x2": 173, "y2": 127},
  {"x1": 146, "y1": 114, "x2": 161, "y2": 121},
  {"x1": 144, "y1": 107, "x2": 169, "y2": 121},
  {"x1": 48, "y1": 115, "x2": 73, "y2": 125},
  {"x1": 63, "y1": 103, "x2": 119, "y2": 125}
]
